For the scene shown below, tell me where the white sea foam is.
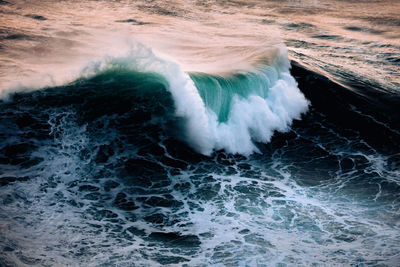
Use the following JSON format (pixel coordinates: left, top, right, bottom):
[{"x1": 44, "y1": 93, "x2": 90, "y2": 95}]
[{"x1": 208, "y1": 71, "x2": 309, "y2": 155}]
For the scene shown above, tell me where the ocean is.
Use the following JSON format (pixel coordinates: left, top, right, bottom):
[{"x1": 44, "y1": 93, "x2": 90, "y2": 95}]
[{"x1": 0, "y1": 0, "x2": 399, "y2": 266}]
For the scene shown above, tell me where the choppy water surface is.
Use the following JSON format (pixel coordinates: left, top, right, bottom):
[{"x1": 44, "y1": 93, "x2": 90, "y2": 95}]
[{"x1": 0, "y1": 0, "x2": 399, "y2": 266}]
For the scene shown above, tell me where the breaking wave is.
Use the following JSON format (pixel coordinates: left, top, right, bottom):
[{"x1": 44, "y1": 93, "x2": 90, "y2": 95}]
[{"x1": 59, "y1": 42, "x2": 309, "y2": 155}]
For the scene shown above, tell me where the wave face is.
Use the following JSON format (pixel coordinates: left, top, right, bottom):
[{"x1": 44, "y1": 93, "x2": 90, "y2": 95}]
[{"x1": 190, "y1": 59, "x2": 308, "y2": 155}]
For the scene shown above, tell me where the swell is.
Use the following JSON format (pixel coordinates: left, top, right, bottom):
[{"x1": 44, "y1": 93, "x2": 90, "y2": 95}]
[{"x1": 291, "y1": 61, "x2": 400, "y2": 154}]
